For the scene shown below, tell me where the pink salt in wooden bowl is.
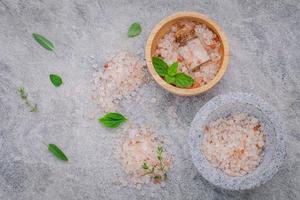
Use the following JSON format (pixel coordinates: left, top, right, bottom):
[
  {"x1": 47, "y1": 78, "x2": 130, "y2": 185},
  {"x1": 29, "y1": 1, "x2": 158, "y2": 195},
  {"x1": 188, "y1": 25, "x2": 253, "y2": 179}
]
[{"x1": 145, "y1": 12, "x2": 230, "y2": 96}]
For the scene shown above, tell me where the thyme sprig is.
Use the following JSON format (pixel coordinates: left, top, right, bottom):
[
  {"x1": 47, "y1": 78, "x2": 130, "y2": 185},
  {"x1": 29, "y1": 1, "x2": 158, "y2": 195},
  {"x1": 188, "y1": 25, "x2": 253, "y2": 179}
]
[
  {"x1": 141, "y1": 146, "x2": 167, "y2": 183},
  {"x1": 18, "y1": 87, "x2": 37, "y2": 112}
]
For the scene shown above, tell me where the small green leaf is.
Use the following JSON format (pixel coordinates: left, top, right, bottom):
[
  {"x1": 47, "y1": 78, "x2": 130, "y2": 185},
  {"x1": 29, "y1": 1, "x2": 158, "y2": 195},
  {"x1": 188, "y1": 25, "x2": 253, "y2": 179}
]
[
  {"x1": 167, "y1": 62, "x2": 178, "y2": 76},
  {"x1": 175, "y1": 73, "x2": 195, "y2": 88},
  {"x1": 157, "y1": 146, "x2": 163, "y2": 161},
  {"x1": 128, "y1": 23, "x2": 142, "y2": 37},
  {"x1": 48, "y1": 144, "x2": 68, "y2": 161},
  {"x1": 30, "y1": 104, "x2": 38, "y2": 112},
  {"x1": 154, "y1": 175, "x2": 162, "y2": 180},
  {"x1": 50, "y1": 74, "x2": 63, "y2": 87},
  {"x1": 152, "y1": 57, "x2": 168, "y2": 77},
  {"x1": 98, "y1": 112, "x2": 127, "y2": 128},
  {"x1": 165, "y1": 74, "x2": 176, "y2": 84},
  {"x1": 18, "y1": 87, "x2": 27, "y2": 99},
  {"x1": 32, "y1": 33, "x2": 54, "y2": 51},
  {"x1": 142, "y1": 162, "x2": 149, "y2": 170}
]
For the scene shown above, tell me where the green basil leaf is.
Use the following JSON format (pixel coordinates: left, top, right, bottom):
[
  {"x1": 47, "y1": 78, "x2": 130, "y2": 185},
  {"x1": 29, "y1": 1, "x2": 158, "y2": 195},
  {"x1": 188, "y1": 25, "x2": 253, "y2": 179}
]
[
  {"x1": 128, "y1": 23, "x2": 142, "y2": 37},
  {"x1": 165, "y1": 74, "x2": 176, "y2": 84},
  {"x1": 152, "y1": 57, "x2": 168, "y2": 77},
  {"x1": 32, "y1": 33, "x2": 54, "y2": 51},
  {"x1": 175, "y1": 73, "x2": 195, "y2": 88},
  {"x1": 50, "y1": 74, "x2": 63, "y2": 87},
  {"x1": 167, "y1": 62, "x2": 178, "y2": 76},
  {"x1": 48, "y1": 144, "x2": 68, "y2": 161},
  {"x1": 99, "y1": 112, "x2": 127, "y2": 128}
]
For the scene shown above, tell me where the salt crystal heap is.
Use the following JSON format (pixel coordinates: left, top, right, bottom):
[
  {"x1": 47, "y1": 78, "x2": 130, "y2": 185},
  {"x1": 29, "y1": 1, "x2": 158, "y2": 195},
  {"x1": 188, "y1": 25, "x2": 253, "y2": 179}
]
[
  {"x1": 116, "y1": 125, "x2": 172, "y2": 185},
  {"x1": 92, "y1": 52, "x2": 147, "y2": 112},
  {"x1": 201, "y1": 113, "x2": 266, "y2": 176}
]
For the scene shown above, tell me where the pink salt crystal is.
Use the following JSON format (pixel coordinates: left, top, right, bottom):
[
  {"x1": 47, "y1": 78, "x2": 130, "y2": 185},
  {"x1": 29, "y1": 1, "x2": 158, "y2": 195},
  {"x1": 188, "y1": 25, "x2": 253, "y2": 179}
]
[
  {"x1": 92, "y1": 64, "x2": 98, "y2": 70},
  {"x1": 201, "y1": 113, "x2": 266, "y2": 176},
  {"x1": 86, "y1": 112, "x2": 95, "y2": 120},
  {"x1": 178, "y1": 38, "x2": 210, "y2": 70}
]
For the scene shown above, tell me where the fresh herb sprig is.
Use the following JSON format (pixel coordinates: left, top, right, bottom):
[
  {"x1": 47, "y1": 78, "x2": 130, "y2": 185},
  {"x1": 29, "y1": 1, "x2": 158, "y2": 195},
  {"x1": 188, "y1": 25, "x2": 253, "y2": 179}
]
[
  {"x1": 18, "y1": 87, "x2": 37, "y2": 112},
  {"x1": 141, "y1": 146, "x2": 168, "y2": 183},
  {"x1": 152, "y1": 57, "x2": 194, "y2": 88}
]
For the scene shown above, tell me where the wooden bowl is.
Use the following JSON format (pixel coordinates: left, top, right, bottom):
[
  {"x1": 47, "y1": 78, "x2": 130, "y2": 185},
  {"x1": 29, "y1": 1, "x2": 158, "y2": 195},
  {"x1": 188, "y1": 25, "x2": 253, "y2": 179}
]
[{"x1": 145, "y1": 12, "x2": 230, "y2": 96}]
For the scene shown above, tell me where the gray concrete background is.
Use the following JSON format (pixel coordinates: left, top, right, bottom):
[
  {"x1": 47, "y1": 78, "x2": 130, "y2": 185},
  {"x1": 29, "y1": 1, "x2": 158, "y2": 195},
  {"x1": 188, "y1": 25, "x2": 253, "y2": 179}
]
[{"x1": 0, "y1": 0, "x2": 299, "y2": 199}]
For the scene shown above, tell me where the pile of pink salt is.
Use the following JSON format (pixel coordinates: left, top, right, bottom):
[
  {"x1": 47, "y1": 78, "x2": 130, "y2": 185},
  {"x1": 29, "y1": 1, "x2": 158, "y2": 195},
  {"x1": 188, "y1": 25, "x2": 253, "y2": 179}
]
[
  {"x1": 91, "y1": 51, "x2": 147, "y2": 113},
  {"x1": 115, "y1": 125, "x2": 171, "y2": 185},
  {"x1": 201, "y1": 113, "x2": 266, "y2": 176}
]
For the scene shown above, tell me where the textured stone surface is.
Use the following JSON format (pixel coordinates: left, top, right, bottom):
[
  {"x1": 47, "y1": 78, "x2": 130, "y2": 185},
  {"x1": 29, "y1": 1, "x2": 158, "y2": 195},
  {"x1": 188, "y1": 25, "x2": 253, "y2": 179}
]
[
  {"x1": 189, "y1": 93, "x2": 286, "y2": 190},
  {"x1": 0, "y1": 0, "x2": 299, "y2": 199}
]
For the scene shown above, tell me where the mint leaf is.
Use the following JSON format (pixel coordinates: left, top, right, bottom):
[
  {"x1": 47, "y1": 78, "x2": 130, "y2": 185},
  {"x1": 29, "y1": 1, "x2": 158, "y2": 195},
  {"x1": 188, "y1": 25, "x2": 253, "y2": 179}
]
[
  {"x1": 48, "y1": 144, "x2": 68, "y2": 161},
  {"x1": 152, "y1": 57, "x2": 168, "y2": 77},
  {"x1": 165, "y1": 74, "x2": 176, "y2": 84},
  {"x1": 32, "y1": 33, "x2": 54, "y2": 51},
  {"x1": 167, "y1": 62, "x2": 178, "y2": 76},
  {"x1": 50, "y1": 74, "x2": 63, "y2": 87},
  {"x1": 98, "y1": 112, "x2": 127, "y2": 128},
  {"x1": 175, "y1": 73, "x2": 195, "y2": 88},
  {"x1": 128, "y1": 23, "x2": 142, "y2": 37}
]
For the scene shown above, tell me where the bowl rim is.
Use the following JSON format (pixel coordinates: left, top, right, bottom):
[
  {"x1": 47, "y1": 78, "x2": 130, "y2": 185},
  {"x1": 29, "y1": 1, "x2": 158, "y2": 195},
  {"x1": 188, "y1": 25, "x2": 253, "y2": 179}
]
[
  {"x1": 188, "y1": 92, "x2": 286, "y2": 190},
  {"x1": 145, "y1": 11, "x2": 230, "y2": 96}
]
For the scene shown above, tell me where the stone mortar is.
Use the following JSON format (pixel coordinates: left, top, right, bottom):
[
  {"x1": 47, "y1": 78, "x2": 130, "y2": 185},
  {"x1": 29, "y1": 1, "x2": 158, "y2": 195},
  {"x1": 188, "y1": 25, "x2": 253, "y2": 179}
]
[{"x1": 189, "y1": 92, "x2": 286, "y2": 190}]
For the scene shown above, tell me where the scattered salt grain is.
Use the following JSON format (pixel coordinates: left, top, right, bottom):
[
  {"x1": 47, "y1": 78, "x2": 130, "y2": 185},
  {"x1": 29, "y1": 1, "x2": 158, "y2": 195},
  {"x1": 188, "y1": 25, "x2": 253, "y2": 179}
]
[
  {"x1": 136, "y1": 184, "x2": 142, "y2": 190},
  {"x1": 160, "y1": 181, "x2": 166, "y2": 188},
  {"x1": 151, "y1": 98, "x2": 157, "y2": 103},
  {"x1": 86, "y1": 112, "x2": 95, "y2": 120},
  {"x1": 92, "y1": 63, "x2": 98, "y2": 71}
]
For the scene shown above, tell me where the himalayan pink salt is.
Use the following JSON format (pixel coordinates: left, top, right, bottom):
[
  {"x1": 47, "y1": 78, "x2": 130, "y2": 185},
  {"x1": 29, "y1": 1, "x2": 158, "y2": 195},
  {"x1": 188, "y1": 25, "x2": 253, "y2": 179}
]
[
  {"x1": 115, "y1": 125, "x2": 171, "y2": 185},
  {"x1": 92, "y1": 51, "x2": 147, "y2": 113},
  {"x1": 201, "y1": 113, "x2": 266, "y2": 176},
  {"x1": 155, "y1": 20, "x2": 222, "y2": 88}
]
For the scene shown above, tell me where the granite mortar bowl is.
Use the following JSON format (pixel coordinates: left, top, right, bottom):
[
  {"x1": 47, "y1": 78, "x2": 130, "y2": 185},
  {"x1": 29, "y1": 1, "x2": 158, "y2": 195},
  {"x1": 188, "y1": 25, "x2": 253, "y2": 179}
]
[
  {"x1": 189, "y1": 93, "x2": 286, "y2": 190},
  {"x1": 145, "y1": 12, "x2": 230, "y2": 96}
]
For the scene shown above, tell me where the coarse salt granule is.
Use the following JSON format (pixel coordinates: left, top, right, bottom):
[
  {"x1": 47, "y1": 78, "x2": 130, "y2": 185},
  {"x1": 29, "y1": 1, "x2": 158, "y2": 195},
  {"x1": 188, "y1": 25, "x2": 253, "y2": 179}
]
[
  {"x1": 92, "y1": 51, "x2": 147, "y2": 112},
  {"x1": 201, "y1": 113, "x2": 266, "y2": 176}
]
